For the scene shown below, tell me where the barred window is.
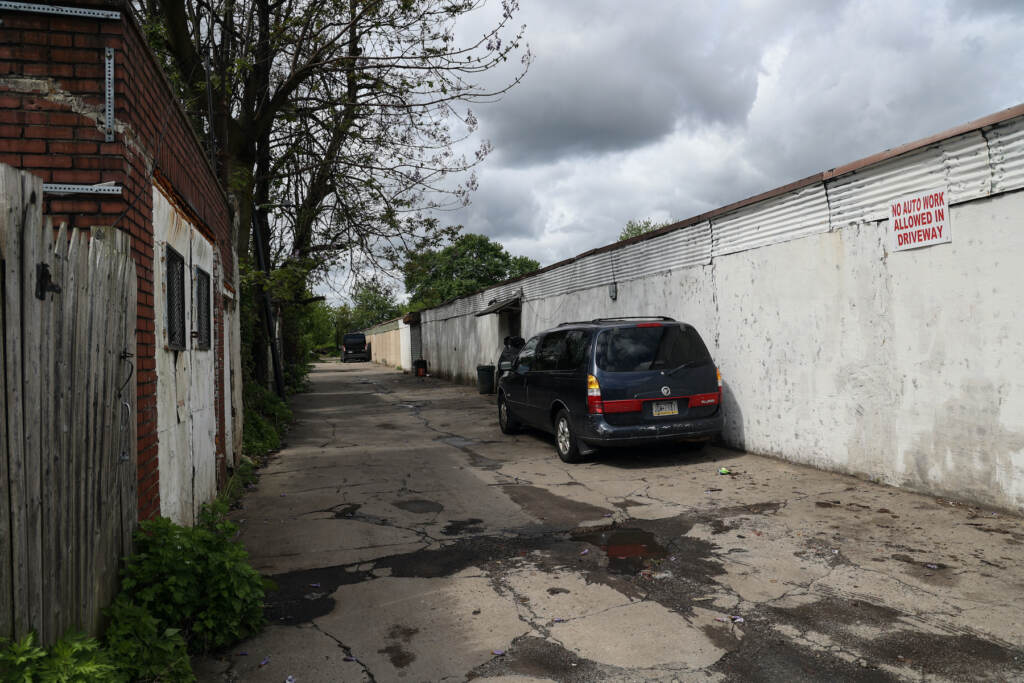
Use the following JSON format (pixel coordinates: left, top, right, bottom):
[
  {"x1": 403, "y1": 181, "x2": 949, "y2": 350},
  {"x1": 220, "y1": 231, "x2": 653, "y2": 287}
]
[
  {"x1": 195, "y1": 267, "x2": 211, "y2": 350},
  {"x1": 166, "y1": 246, "x2": 186, "y2": 350}
]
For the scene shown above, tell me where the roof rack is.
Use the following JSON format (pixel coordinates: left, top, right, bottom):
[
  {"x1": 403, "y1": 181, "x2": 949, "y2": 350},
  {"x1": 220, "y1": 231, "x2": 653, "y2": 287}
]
[
  {"x1": 593, "y1": 316, "x2": 675, "y2": 322},
  {"x1": 557, "y1": 316, "x2": 676, "y2": 327}
]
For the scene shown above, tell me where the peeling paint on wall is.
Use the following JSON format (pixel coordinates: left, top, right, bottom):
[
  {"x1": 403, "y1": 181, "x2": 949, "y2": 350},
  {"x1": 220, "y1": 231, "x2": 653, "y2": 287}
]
[{"x1": 152, "y1": 187, "x2": 219, "y2": 525}]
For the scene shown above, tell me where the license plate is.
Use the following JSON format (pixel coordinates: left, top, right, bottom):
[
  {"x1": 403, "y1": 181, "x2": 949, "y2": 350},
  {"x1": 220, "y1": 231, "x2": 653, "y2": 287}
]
[{"x1": 652, "y1": 400, "x2": 678, "y2": 417}]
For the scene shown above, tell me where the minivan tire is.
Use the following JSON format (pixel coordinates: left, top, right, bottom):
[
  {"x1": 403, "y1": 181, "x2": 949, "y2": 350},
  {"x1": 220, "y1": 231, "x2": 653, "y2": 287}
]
[
  {"x1": 498, "y1": 393, "x2": 520, "y2": 434},
  {"x1": 554, "y1": 409, "x2": 583, "y2": 463}
]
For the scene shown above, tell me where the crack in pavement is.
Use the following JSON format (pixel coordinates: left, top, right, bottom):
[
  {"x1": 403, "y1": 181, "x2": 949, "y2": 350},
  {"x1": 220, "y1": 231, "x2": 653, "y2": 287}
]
[
  {"x1": 311, "y1": 622, "x2": 377, "y2": 683},
  {"x1": 317, "y1": 418, "x2": 340, "y2": 448},
  {"x1": 212, "y1": 364, "x2": 1024, "y2": 681},
  {"x1": 490, "y1": 573, "x2": 557, "y2": 643}
]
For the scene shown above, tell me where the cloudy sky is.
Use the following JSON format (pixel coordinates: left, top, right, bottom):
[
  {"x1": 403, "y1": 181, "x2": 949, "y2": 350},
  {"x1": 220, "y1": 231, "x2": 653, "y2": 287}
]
[{"x1": 438, "y1": 0, "x2": 1024, "y2": 268}]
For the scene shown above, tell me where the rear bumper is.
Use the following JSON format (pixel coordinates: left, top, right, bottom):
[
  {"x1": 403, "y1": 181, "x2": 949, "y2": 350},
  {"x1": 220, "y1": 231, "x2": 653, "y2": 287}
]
[
  {"x1": 577, "y1": 411, "x2": 723, "y2": 447},
  {"x1": 342, "y1": 351, "x2": 370, "y2": 362}
]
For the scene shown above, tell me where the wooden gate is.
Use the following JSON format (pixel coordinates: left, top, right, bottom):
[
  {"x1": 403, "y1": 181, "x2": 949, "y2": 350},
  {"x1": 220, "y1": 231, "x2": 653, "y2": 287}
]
[{"x1": 1, "y1": 165, "x2": 138, "y2": 643}]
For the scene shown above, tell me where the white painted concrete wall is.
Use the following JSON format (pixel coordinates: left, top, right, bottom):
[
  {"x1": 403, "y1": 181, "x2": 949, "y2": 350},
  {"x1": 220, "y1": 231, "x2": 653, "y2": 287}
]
[
  {"x1": 712, "y1": 192, "x2": 1024, "y2": 507},
  {"x1": 366, "y1": 317, "x2": 424, "y2": 370},
  {"x1": 419, "y1": 113, "x2": 1024, "y2": 510},
  {"x1": 190, "y1": 230, "x2": 217, "y2": 515},
  {"x1": 152, "y1": 188, "x2": 220, "y2": 525},
  {"x1": 400, "y1": 323, "x2": 412, "y2": 371},
  {"x1": 421, "y1": 311, "x2": 500, "y2": 384}
]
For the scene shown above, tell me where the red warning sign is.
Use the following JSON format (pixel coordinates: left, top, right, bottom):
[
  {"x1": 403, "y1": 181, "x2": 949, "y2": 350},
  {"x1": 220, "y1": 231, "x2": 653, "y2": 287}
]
[{"x1": 889, "y1": 188, "x2": 952, "y2": 252}]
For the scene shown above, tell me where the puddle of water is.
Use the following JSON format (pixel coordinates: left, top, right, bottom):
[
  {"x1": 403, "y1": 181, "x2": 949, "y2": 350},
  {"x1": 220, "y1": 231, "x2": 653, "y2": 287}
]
[
  {"x1": 441, "y1": 518, "x2": 484, "y2": 536},
  {"x1": 574, "y1": 528, "x2": 668, "y2": 574},
  {"x1": 393, "y1": 499, "x2": 444, "y2": 514}
]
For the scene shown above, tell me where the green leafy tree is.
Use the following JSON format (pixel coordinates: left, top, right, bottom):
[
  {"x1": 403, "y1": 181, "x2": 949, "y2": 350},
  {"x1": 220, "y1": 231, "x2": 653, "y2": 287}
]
[
  {"x1": 403, "y1": 233, "x2": 539, "y2": 310},
  {"x1": 135, "y1": 0, "x2": 529, "y2": 265},
  {"x1": 134, "y1": 0, "x2": 530, "y2": 390},
  {"x1": 618, "y1": 217, "x2": 672, "y2": 241},
  {"x1": 303, "y1": 300, "x2": 338, "y2": 351},
  {"x1": 334, "y1": 304, "x2": 355, "y2": 343},
  {"x1": 351, "y1": 277, "x2": 401, "y2": 330}
]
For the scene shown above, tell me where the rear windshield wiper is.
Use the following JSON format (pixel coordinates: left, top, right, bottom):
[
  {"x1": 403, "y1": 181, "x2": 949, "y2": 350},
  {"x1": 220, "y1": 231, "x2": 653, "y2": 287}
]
[{"x1": 665, "y1": 359, "x2": 708, "y2": 376}]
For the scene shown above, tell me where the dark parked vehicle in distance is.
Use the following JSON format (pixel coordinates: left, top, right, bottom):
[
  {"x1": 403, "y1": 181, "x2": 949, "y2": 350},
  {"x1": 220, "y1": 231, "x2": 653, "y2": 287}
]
[
  {"x1": 496, "y1": 317, "x2": 723, "y2": 462},
  {"x1": 342, "y1": 332, "x2": 371, "y2": 362}
]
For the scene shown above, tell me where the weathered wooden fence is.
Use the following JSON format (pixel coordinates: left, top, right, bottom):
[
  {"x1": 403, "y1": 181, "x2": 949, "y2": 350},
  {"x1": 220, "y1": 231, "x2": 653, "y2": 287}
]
[{"x1": 1, "y1": 165, "x2": 138, "y2": 643}]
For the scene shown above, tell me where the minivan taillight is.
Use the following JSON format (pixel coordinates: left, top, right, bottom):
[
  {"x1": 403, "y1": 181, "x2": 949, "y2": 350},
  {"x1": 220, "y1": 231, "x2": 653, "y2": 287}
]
[
  {"x1": 716, "y1": 367, "x2": 722, "y2": 389},
  {"x1": 587, "y1": 374, "x2": 603, "y2": 414}
]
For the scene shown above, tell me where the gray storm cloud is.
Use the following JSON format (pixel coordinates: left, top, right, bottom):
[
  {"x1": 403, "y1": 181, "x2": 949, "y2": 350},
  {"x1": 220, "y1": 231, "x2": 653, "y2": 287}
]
[{"x1": 438, "y1": 0, "x2": 1024, "y2": 267}]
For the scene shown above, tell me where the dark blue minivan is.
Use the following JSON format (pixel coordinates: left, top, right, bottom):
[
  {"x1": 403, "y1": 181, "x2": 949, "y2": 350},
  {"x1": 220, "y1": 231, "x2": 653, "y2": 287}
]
[
  {"x1": 496, "y1": 317, "x2": 723, "y2": 462},
  {"x1": 342, "y1": 332, "x2": 371, "y2": 362}
]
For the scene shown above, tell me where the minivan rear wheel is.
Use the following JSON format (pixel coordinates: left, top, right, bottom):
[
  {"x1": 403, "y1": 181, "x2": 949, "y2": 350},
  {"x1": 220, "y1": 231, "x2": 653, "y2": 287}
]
[
  {"x1": 554, "y1": 409, "x2": 583, "y2": 463},
  {"x1": 498, "y1": 393, "x2": 520, "y2": 434}
]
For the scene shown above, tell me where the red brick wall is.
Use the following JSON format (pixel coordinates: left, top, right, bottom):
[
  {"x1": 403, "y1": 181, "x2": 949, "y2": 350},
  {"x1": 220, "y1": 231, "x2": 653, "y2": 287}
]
[{"x1": 0, "y1": 1, "x2": 233, "y2": 520}]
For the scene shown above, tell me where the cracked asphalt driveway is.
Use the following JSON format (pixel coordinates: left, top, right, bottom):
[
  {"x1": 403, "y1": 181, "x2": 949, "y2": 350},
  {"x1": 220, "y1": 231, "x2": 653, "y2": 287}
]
[{"x1": 196, "y1": 361, "x2": 1024, "y2": 682}]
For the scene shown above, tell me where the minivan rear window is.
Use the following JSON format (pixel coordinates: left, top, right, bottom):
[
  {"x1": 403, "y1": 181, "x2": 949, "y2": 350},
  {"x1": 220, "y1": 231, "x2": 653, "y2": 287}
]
[
  {"x1": 595, "y1": 325, "x2": 711, "y2": 373},
  {"x1": 344, "y1": 334, "x2": 366, "y2": 346}
]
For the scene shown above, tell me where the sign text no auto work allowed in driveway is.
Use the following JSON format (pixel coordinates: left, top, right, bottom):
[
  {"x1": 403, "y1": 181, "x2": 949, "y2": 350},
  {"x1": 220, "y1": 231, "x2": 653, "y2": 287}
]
[{"x1": 889, "y1": 187, "x2": 952, "y2": 252}]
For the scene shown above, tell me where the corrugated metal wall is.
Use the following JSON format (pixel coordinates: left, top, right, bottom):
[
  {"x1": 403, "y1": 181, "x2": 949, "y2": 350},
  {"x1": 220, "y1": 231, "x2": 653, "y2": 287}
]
[
  {"x1": 713, "y1": 185, "x2": 828, "y2": 257},
  {"x1": 989, "y1": 117, "x2": 1024, "y2": 194},
  {"x1": 424, "y1": 111, "x2": 1024, "y2": 326},
  {"x1": 410, "y1": 324, "x2": 422, "y2": 361},
  {"x1": 827, "y1": 131, "x2": 992, "y2": 228}
]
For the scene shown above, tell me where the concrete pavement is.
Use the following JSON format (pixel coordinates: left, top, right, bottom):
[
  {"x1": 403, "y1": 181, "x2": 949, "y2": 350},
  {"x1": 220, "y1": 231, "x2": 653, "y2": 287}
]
[{"x1": 195, "y1": 361, "x2": 1024, "y2": 682}]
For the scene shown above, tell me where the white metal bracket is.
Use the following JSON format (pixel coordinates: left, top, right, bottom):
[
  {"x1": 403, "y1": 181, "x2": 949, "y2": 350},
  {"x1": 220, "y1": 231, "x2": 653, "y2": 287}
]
[
  {"x1": 104, "y1": 47, "x2": 114, "y2": 142},
  {"x1": 42, "y1": 183, "x2": 122, "y2": 195},
  {"x1": 0, "y1": 1, "x2": 120, "y2": 19}
]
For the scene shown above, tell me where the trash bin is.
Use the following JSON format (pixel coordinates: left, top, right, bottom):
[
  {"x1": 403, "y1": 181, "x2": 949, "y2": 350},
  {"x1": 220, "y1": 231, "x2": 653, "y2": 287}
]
[
  {"x1": 476, "y1": 364, "x2": 496, "y2": 394},
  {"x1": 413, "y1": 359, "x2": 427, "y2": 377}
]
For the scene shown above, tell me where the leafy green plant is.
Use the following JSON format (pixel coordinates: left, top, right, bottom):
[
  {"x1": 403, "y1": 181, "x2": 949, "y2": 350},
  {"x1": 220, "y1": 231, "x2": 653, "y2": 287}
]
[
  {"x1": 2, "y1": 504, "x2": 266, "y2": 681},
  {"x1": 220, "y1": 458, "x2": 259, "y2": 509},
  {"x1": 103, "y1": 597, "x2": 193, "y2": 682},
  {"x1": 242, "y1": 381, "x2": 292, "y2": 458},
  {"x1": 37, "y1": 634, "x2": 119, "y2": 682},
  {"x1": 618, "y1": 217, "x2": 672, "y2": 241},
  {"x1": 118, "y1": 505, "x2": 267, "y2": 654},
  {"x1": 0, "y1": 633, "x2": 47, "y2": 681},
  {"x1": 0, "y1": 631, "x2": 118, "y2": 682}
]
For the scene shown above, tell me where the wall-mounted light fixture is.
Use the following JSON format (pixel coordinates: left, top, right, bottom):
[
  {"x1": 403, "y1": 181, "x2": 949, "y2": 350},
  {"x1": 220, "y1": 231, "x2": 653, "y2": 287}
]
[{"x1": 608, "y1": 282, "x2": 618, "y2": 301}]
